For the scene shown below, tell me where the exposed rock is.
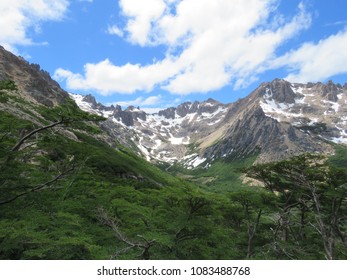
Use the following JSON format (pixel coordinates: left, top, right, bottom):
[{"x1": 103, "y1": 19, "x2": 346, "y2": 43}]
[
  {"x1": 268, "y1": 79, "x2": 297, "y2": 104},
  {"x1": 0, "y1": 46, "x2": 69, "y2": 107},
  {"x1": 2, "y1": 46, "x2": 342, "y2": 168},
  {"x1": 70, "y1": 78, "x2": 346, "y2": 167},
  {"x1": 159, "y1": 107, "x2": 176, "y2": 119},
  {"x1": 176, "y1": 102, "x2": 192, "y2": 117},
  {"x1": 125, "y1": 106, "x2": 147, "y2": 121},
  {"x1": 82, "y1": 94, "x2": 98, "y2": 108},
  {"x1": 120, "y1": 111, "x2": 134, "y2": 126},
  {"x1": 311, "y1": 80, "x2": 340, "y2": 102}
]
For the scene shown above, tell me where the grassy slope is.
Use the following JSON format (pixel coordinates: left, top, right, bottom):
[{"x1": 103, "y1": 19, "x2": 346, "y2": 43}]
[
  {"x1": 328, "y1": 143, "x2": 347, "y2": 171},
  {"x1": 161, "y1": 155, "x2": 257, "y2": 193}
]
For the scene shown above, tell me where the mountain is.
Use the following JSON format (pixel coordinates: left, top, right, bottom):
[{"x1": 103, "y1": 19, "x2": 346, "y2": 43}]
[
  {"x1": 0, "y1": 46, "x2": 69, "y2": 107},
  {"x1": 0, "y1": 46, "x2": 180, "y2": 183},
  {"x1": 71, "y1": 79, "x2": 347, "y2": 167},
  {"x1": 1, "y1": 46, "x2": 347, "y2": 260}
]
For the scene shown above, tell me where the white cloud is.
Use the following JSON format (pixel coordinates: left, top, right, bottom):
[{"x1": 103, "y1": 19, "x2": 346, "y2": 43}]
[
  {"x1": 0, "y1": 0, "x2": 69, "y2": 52},
  {"x1": 55, "y1": 0, "x2": 312, "y2": 95},
  {"x1": 54, "y1": 58, "x2": 179, "y2": 94},
  {"x1": 119, "y1": 0, "x2": 167, "y2": 46},
  {"x1": 273, "y1": 28, "x2": 347, "y2": 83},
  {"x1": 140, "y1": 107, "x2": 165, "y2": 114},
  {"x1": 324, "y1": 20, "x2": 347, "y2": 27},
  {"x1": 107, "y1": 25, "x2": 124, "y2": 37},
  {"x1": 109, "y1": 94, "x2": 182, "y2": 113},
  {"x1": 112, "y1": 95, "x2": 162, "y2": 108}
]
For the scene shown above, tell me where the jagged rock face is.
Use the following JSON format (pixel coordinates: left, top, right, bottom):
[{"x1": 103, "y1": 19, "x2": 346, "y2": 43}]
[
  {"x1": 312, "y1": 81, "x2": 341, "y2": 102},
  {"x1": 267, "y1": 79, "x2": 298, "y2": 104},
  {"x1": 0, "y1": 46, "x2": 69, "y2": 106},
  {"x1": 70, "y1": 94, "x2": 148, "y2": 127},
  {"x1": 125, "y1": 106, "x2": 146, "y2": 122},
  {"x1": 159, "y1": 107, "x2": 176, "y2": 119},
  {"x1": 82, "y1": 94, "x2": 98, "y2": 107},
  {"x1": 72, "y1": 79, "x2": 346, "y2": 168},
  {"x1": 176, "y1": 102, "x2": 192, "y2": 117},
  {"x1": 258, "y1": 80, "x2": 347, "y2": 146}
]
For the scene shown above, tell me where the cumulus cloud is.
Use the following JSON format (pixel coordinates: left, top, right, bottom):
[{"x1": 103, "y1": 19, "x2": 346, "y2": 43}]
[
  {"x1": 54, "y1": 58, "x2": 180, "y2": 94},
  {"x1": 0, "y1": 0, "x2": 69, "y2": 52},
  {"x1": 273, "y1": 28, "x2": 347, "y2": 83},
  {"x1": 119, "y1": 0, "x2": 167, "y2": 46},
  {"x1": 55, "y1": 0, "x2": 312, "y2": 95},
  {"x1": 110, "y1": 94, "x2": 182, "y2": 113},
  {"x1": 112, "y1": 95, "x2": 162, "y2": 108}
]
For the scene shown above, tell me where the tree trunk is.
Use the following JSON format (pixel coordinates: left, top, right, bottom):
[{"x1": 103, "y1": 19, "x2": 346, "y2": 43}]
[{"x1": 246, "y1": 209, "x2": 262, "y2": 259}]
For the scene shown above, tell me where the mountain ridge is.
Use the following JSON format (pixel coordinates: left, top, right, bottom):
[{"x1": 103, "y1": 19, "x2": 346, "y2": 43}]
[
  {"x1": 1, "y1": 45, "x2": 347, "y2": 260},
  {"x1": 1, "y1": 45, "x2": 345, "y2": 168},
  {"x1": 0, "y1": 46, "x2": 69, "y2": 107},
  {"x1": 71, "y1": 79, "x2": 346, "y2": 167}
]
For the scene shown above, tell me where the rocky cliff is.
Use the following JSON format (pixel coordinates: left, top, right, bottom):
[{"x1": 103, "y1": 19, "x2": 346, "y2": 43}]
[{"x1": 0, "y1": 46, "x2": 69, "y2": 107}]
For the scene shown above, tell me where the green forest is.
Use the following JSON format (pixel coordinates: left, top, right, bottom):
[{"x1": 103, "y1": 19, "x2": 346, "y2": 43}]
[{"x1": 0, "y1": 83, "x2": 346, "y2": 260}]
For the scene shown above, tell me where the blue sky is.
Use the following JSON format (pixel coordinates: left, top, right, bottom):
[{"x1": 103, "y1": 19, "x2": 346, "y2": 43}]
[{"x1": 1, "y1": 0, "x2": 347, "y2": 112}]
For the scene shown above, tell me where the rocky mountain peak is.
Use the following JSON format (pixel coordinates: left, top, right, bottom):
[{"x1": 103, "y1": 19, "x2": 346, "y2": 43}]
[
  {"x1": 176, "y1": 102, "x2": 192, "y2": 117},
  {"x1": 71, "y1": 78, "x2": 346, "y2": 167},
  {"x1": 82, "y1": 94, "x2": 98, "y2": 107},
  {"x1": 265, "y1": 79, "x2": 297, "y2": 104},
  {"x1": 125, "y1": 106, "x2": 147, "y2": 121},
  {"x1": 158, "y1": 107, "x2": 176, "y2": 119},
  {"x1": 158, "y1": 98, "x2": 224, "y2": 119},
  {"x1": 310, "y1": 80, "x2": 343, "y2": 102},
  {"x1": 2, "y1": 47, "x2": 345, "y2": 171},
  {"x1": 0, "y1": 46, "x2": 69, "y2": 107},
  {"x1": 205, "y1": 97, "x2": 219, "y2": 104}
]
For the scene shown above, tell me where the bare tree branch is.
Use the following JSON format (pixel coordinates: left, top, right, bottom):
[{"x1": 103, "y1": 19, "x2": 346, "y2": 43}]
[
  {"x1": 0, "y1": 164, "x2": 75, "y2": 206},
  {"x1": 97, "y1": 207, "x2": 156, "y2": 260},
  {"x1": 11, "y1": 119, "x2": 65, "y2": 152}
]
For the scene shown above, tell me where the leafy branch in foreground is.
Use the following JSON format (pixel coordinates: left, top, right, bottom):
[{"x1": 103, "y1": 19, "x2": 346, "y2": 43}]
[
  {"x1": 0, "y1": 163, "x2": 75, "y2": 206},
  {"x1": 11, "y1": 119, "x2": 66, "y2": 152},
  {"x1": 0, "y1": 103, "x2": 105, "y2": 207}
]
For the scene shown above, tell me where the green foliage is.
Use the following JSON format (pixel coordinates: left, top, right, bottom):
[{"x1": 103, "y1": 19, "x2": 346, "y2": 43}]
[
  {"x1": 245, "y1": 154, "x2": 347, "y2": 259},
  {"x1": 164, "y1": 155, "x2": 257, "y2": 192},
  {"x1": 328, "y1": 144, "x2": 347, "y2": 171},
  {"x1": 0, "y1": 80, "x2": 17, "y2": 91},
  {"x1": 1, "y1": 92, "x2": 347, "y2": 260},
  {"x1": 0, "y1": 92, "x2": 9, "y2": 103},
  {"x1": 37, "y1": 97, "x2": 106, "y2": 132}
]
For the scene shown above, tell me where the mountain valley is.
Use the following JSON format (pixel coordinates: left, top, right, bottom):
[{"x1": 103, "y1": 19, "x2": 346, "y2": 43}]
[{"x1": 1, "y1": 46, "x2": 346, "y2": 260}]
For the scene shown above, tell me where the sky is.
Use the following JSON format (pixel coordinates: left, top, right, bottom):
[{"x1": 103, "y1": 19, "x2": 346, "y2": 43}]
[{"x1": 1, "y1": 0, "x2": 347, "y2": 113}]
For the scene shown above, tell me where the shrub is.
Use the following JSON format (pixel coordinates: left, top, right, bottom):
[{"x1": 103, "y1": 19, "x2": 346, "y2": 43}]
[{"x1": 0, "y1": 80, "x2": 17, "y2": 91}]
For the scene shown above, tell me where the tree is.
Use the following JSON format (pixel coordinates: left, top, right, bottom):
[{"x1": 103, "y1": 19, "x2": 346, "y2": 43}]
[
  {"x1": 245, "y1": 154, "x2": 347, "y2": 259},
  {"x1": 229, "y1": 190, "x2": 276, "y2": 259},
  {"x1": 0, "y1": 102, "x2": 105, "y2": 206}
]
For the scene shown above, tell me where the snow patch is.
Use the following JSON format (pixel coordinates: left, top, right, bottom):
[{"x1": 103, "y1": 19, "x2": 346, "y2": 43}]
[
  {"x1": 169, "y1": 134, "x2": 190, "y2": 145},
  {"x1": 291, "y1": 86, "x2": 304, "y2": 94}
]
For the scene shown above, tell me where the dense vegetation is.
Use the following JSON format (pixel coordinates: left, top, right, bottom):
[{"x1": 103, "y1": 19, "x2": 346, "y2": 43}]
[{"x1": 0, "y1": 85, "x2": 346, "y2": 259}]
